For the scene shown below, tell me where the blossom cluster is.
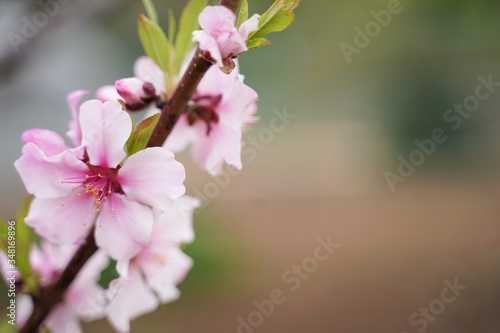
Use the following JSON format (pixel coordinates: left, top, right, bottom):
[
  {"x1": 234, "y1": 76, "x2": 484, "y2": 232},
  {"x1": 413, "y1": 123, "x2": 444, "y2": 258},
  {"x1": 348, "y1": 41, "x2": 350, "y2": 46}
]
[{"x1": 1, "y1": 5, "x2": 262, "y2": 333}]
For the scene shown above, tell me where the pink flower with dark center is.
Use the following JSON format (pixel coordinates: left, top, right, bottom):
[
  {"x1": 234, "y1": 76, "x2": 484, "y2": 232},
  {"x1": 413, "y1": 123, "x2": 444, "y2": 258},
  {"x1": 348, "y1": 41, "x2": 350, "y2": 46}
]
[
  {"x1": 166, "y1": 64, "x2": 258, "y2": 175},
  {"x1": 15, "y1": 99, "x2": 186, "y2": 260}
]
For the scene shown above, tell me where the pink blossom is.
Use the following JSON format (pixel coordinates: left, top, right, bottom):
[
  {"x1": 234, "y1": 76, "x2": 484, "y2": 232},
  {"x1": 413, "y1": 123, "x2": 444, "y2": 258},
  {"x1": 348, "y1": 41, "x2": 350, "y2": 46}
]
[
  {"x1": 15, "y1": 100, "x2": 186, "y2": 260},
  {"x1": 166, "y1": 64, "x2": 258, "y2": 175},
  {"x1": 193, "y1": 6, "x2": 259, "y2": 73},
  {"x1": 106, "y1": 196, "x2": 199, "y2": 332}
]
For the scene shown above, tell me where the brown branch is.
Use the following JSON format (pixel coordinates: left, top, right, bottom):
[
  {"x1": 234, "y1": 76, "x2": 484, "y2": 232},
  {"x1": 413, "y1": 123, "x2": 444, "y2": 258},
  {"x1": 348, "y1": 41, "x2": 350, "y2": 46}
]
[
  {"x1": 219, "y1": 0, "x2": 240, "y2": 13},
  {"x1": 19, "y1": 229, "x2": 97, "y2": 333},
  {"x1": 19, "y1": 1, "x2": 241, "y2": 332}
]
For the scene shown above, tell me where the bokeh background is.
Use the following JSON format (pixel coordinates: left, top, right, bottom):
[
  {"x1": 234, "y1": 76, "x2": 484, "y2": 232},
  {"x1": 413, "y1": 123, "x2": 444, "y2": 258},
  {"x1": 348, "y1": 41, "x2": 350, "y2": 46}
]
[{"x1": 2, "y1": 0, "x2": 500, "y2": 332}]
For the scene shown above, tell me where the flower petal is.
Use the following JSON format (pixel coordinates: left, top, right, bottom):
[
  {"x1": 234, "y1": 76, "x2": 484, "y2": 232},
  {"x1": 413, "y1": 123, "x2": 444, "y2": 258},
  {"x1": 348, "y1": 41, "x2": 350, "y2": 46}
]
[
  {"x1": 193, "y1": 31, "x2": 223, "y2": 67},
  {"x1": 198, "y1": 6, "x2": 236, "y2": 34},
  {"x1": 14, "y1": 144, "x2": 88, "y2": 198},
  {"x1": 17, "y1": 294, "x2": 34, "y2": 327},
  {"x1": 44, "y1": 303, "x2": 82, "y2": 333},
  {"x1": 106, "y1": 272, "x2": 159, "y2": 333},
  {"x1": 153, "y1": 196, "x2": 200, "y2": 245},
  {"x1": 21, "y1": 129, "x2": 67, "y2": 157},
  {"x1": 25, "y1": 195, "x2": 95, "y2": 245},
  {"x1": 95, "y1": 195, "x2": 153, "y2": 261},
  {"x1": 164, "y1": 115, "x2": 196, "y2": 153},
  {"x1": 141, "y1": 247, "x2": 192, "y2": 304},
  {"x1": 118, "y1": 148, "x2": 186, "y2": 210},
  {"x1": 66, "y1": 90, "x2": 89, "y2": 146},
  {"x1": 238, "y1": 14, "x2": 260, "y2": 40},
  {"x1": 80, "y1": 100, "x2": 131, "y2": 168},
  {"x1": 96, "y1": 85, "x2": 121, "y2": 103},
  {"x1": 133, "y1": 56, "x2": 165, "y2": 95}
]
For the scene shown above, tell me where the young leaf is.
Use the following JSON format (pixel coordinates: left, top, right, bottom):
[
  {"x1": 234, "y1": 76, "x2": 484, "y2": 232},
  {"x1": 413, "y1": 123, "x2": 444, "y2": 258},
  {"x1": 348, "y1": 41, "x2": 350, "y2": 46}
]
[
  {"x1": 141, "y1": 0, "x2": 159, "y2": 25},
  {"x1": 247, "y1": 0, "x2": 300, "y2": 48},
  {"x1": 138, "y1": 14, "x2": 172, "y2": 89},
  {"x1": 236, "y1": 0, "x2": 249, "y2": 29},
  {"x1": 247, "y1": 37, "x2": 271, "y2": 50},
  {"x1": 175, "y1": 0, "x2": 208, "y2": 73},
  {"x1": 168, "y1": 8, "x2": 177, "y2": 44},
  {"x1": 126, "y1": 113, "x2": 160, "y2": 155}
]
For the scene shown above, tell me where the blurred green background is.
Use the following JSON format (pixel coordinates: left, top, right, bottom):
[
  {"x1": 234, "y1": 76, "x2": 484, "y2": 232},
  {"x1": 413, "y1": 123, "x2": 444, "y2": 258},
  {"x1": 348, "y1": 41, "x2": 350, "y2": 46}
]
[{"x1": 2, "y1": 0, "x2": 500, "y2": 332}]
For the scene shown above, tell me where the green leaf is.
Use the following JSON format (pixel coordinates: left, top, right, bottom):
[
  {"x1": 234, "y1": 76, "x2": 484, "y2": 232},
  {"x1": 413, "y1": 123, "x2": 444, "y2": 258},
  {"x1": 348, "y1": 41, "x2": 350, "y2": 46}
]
[
  {"x1": 247, "y1": 0, "x2": 300, "y2": 48},
  {"x1": 168, "y1": 8, "x2": 177, "y2": 44},
  {"x1": 138, "y1": 14, "x2": 172, "y2": 89},
  {"x1": 126, "y1": 113, "x2": 160, "y2": 155},
  {"x1": 236, "y1": 0, "x2": 249, "y2": 29},
  {"x1": 247, "y1": 37, "x2": 271, "y2": 50},
  {"x1": 141, "y1": 0, "x2": 158, "y2": 25},
  {"x1": 175, "y1": 0, "x2": 207, "y2": 73}
]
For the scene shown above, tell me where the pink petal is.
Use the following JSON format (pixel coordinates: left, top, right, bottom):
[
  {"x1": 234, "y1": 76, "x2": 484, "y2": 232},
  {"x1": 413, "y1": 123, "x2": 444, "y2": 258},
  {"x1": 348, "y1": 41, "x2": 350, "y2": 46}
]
[
  {"x1": 66, "y1": 90, "x2": 89, "y2": 147},
  {"x1": 238, "y1": 14, "x2": 260, "y2": 40},
  {"x1": 44, "y1": 303, "x2": 81, "y2": 333},
  {"x1": 198, "y1": 6, "x2": 236, "y2": 34},
  {"x1": 191, "y1": 124, "x2": 242, "y2": 175},
  {"x1": 153, "y1": 196, "x2": 201, "y2": 245},
  {"x1": 95, "y1": 195, "x2": 153, "y2": 261},
  {"x1": 118, "y1": 148, "x2": 186, "y2": 210},
  {"x1": 134, "y1": 56, "x2": 165, "y2": 95},
  {"x1": 14, "y1": 144, "x2": 88, "y2": 198},
  {"x1": 96, "y1": 85, "x2": 121, "y2": 102},
  {"x1": 79, "y1": 100, "x2": 131, "y2": 168},
  {"x1": 17, "y1": 294, "x2": 34, "y2": 327},
  {"x1": 21, "y1": 129, "x2": 67, "y2": 157},
  {"x1": 164, "y1": 115, "x2": 196, "y2": 153},
  {"x1": 216, "y1": 31, "x2": 247, "y2": 59},
  {"x1": 106, "y1": 272, "x2": 159, "y2": 333},
  {"x1": 25, "y1": 195, "x2": 95, "y2": 245},
  {"x1": 141, "y1": 247, "x2": 192, "y2": 304},
  {"x1": 193, "y1": 31, "x2": 223, "y2": 67}
]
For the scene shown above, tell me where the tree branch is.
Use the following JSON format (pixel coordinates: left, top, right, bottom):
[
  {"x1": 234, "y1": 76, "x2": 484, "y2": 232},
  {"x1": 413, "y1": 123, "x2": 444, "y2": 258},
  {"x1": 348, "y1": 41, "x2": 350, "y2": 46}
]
[
  {"x1": 19, "y1": 229, "x2": 97, "y2": 333},
  {"x1": 219, "y1": 0, "x2": 240, "y2": 13}
]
